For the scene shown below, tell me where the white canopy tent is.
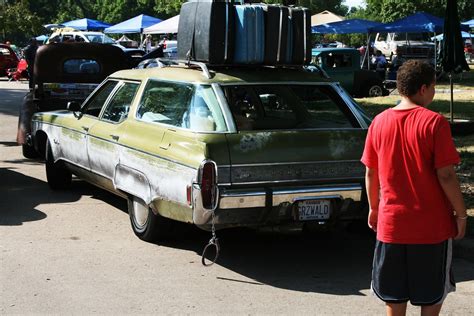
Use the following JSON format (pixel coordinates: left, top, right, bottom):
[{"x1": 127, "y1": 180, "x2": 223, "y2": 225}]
[{"x1": 143, "y1": 15, "x2": 179, "y2": 34}]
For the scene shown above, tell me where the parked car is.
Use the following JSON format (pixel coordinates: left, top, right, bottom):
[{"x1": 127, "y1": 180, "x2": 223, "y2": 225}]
[
  {"x1": 374, "y1": 32, "x2": 435, "y2": 62},
  {"x1": 46, "y1": 28, "x2": 117, "y2": 45},
  {"x1": 29, "y1": 61, "x2": 371, "y2": 242},
  {"x1": 17, "y1": 43, "x2": 132, "y2": 158},
  {"x1": 0, "y1": 43, "x2": 20, "y2": 77},
  {"x1": 311, "y1": 47, "x2": 388, "y2": 97}
]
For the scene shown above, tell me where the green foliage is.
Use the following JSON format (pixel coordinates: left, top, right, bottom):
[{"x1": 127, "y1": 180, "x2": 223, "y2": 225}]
[
  {"x1": 362, "y1": 0, "x2": 473, "y2": 22},
  {"x1": 153, "y1": 0, "x2": 185, "y2": 18},
  {"x1": 265, "y1": 0, "x2": 348, "y2": 16}
]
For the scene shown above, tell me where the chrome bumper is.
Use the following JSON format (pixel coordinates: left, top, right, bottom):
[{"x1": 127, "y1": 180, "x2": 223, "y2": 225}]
[
  {"x1": 192, "y1": 183, "x2": 363, "y2": 227},
  {"x1": 219, "y1": 183, "x2": 362, "y2": 209}
]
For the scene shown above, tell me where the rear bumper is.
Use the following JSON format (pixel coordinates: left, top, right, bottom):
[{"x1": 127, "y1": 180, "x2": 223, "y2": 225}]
[
  {"x1": 193, "y1": 183, "x2": 365, "y2": 228},
  {"x1": 219, "y1": 183, "x2": 362, "y2": 209}
]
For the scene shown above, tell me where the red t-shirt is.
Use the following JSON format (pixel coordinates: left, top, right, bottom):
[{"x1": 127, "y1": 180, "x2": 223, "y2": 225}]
[{"x1": 361, "y1": 107, "x2": 460, "y2": 244}]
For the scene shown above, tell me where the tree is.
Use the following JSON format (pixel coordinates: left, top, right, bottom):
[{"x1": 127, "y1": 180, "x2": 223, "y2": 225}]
[{"x1": 363, "y1": 0, "x2": 473, "y2": 22}]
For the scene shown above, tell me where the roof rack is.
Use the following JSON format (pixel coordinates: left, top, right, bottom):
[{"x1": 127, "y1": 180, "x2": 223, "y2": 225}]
[
  {"x1": 147, "y1": 58, "x2": 327, "y2": 80},
  {"x1": 153, "y1": 58, "x2": 212, "y2": 79}
]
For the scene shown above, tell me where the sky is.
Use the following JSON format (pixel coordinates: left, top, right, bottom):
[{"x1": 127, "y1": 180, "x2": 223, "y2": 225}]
[{"x1": 343, "y1": 0, "x2": 366, "y2": 8}]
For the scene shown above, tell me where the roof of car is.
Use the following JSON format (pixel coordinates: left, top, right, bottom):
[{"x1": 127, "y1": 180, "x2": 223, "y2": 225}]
[
  {"x1": 312, "y1": 47, "x2": 358, "y2": 55},
  {"x1": 110, "y1": 65, "x2": 331, "y2": 84}
]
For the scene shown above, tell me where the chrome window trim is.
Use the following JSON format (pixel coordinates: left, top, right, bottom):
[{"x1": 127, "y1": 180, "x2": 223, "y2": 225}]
[
  {"x1": 99, "y1": 81, "x2": 141, "y2": 125},
  {"x1": 212, "y1": 83, "x2": 236, "y2": 133}
]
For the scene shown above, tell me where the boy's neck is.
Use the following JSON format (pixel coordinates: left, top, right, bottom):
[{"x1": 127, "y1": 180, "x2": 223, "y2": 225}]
[{"x1": 394, "y1": 96, "x2": 425, "y2": 110}]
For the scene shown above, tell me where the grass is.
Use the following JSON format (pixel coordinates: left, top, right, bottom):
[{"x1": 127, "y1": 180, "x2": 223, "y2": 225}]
[{"x1": 355, "y1": 64, "x2": 474, "y2": 234}]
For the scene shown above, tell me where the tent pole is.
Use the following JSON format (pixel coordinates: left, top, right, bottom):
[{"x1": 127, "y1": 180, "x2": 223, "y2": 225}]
[
  {"x1": 433, "y1": 32, "x2": 437, "y2": 71},
  {"x1": 449, "y1": 72, "x2": 454, "y2": 123},
  {"x1": 367, "y1": 33, "x2": 371, "y2": 70}
]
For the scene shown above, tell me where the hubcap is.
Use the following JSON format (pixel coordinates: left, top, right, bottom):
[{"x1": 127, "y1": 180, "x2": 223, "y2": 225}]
[
  {"x1": 133, "y1": 199, "x2": 149, "y2": 228},
  {"x1": 369, "y1": 86, "x2": 383, "y2": 97}
]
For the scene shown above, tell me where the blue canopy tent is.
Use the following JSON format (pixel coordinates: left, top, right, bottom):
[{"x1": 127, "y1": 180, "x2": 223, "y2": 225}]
[
  {"x1": 368, "y1": 12, "x2": 445, "y2": 33},
  {"x1": 368, "y1": 12, "x2": 470, "y2": 70},
  {"x1": 104, "y1": 14, "x2": 162, "y2": 34},
  {"x1": 62, "y1": 18, "x2": 111, "y2": 31},
  {"x1": 432, "y1": 31, "x2": 472, "y2": 41},
  {"x1": 35, "y1": 35, "x2": 48, "y2": 42},
  {"x1": 312, "y1": 18, "x2": 383, "y2": 34},
  {"x1": 462, "y1": 19, "x2": 474, "y2": 28},
  {"x1": 312, "y1": 19, "x2": 384, "y2": 69},
  {"x1": 368, "y1": 12, "x2": 470, "y2": 33}
]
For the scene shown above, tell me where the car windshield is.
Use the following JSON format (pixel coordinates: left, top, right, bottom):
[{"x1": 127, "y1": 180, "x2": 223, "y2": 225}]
[
  {"x1": 222, "y1": 84, "x2": 362, "y2": 131},
  {"x1": 393, "y1": 33, "x2": 431, "y2": 41},
  {"x1": 85, "y1": 34, "x2": 116, "y2": 44}
]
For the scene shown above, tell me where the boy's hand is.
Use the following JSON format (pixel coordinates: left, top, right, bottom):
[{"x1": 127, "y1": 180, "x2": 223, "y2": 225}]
[
  {"x1": 368, "y1": 208, "x2": 378, "y2": 232},
  {"x1": 454, "y1": 217, "x2": 467, "y2": 240}
]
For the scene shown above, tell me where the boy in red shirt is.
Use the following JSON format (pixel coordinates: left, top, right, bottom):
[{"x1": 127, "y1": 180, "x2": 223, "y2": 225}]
[{"x1": 361, "y1": 60, "x2": 467, "y2": 316}]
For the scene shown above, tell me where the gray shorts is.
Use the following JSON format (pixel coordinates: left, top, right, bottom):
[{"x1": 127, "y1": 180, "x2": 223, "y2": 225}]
[{"x1": 371, "y1": 239, "x2": 455, "y2": 306}]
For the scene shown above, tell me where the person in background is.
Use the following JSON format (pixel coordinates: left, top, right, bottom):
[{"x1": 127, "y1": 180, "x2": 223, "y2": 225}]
[
  {"x1": 361, "y1": 60, "x2": 466, "y2": 316},
  {"x1": 23, "y1": 38, "x2": 38, "y2": 90},
  {"x1": 391, "y1": 47, "x2": 405, "y2": 72},
  {"x1": 373, "y1": 50, "x2": 387, "y2": 80},
  {"x1": 142, "y1": 34, "x2": 153, "y2": 53}
]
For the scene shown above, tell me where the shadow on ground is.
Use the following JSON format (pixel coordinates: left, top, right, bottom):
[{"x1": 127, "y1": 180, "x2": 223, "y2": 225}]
[
  {"x1": 0, "y1": 167, "x2": 125, "y2": 226},
  {"x1": 3, "y1": 165, "x2": 472, "y2": 295},
  {"x1": 0, "y1": 87, "x2": 28, "y2": 117}
]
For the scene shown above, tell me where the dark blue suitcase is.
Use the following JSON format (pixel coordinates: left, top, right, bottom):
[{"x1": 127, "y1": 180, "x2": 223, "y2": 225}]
[
  {"x1": 234, "y1": 4, "x2": 265, "y2": 64},
  {"x1": 290, "y1": 7, "x2": 312, "y2": 65},
  {"x1": 178, "y1": 0, "x2": 235, "y2": 64},
  {"x1": 264, "y1": 5, "x2": 290, "y2": 64}
]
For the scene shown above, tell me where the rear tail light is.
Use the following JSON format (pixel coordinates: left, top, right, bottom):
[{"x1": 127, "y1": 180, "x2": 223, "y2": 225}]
[
  {"x1": 198, "y1": 160, "x2": 218, "y2": 210},
  {"x1": 163, "y1": 40, "x2": 167, "y2": 49}
]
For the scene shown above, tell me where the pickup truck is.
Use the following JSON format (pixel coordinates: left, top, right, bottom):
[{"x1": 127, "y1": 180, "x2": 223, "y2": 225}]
[
  {"x1": 310, "y1": 48, "x2": 389, "y2": 98},
  {"x1": 374, "y1": 32, "x2": 435, "y2": 62}
]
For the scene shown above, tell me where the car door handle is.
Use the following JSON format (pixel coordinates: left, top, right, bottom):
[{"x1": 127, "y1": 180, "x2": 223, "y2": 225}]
[
  {"x1": 110, "y1": 134, "x2": 119, "y2": 141},
  {"x1": 81, "y1": 126, "x2": 89, "y2": 132}
]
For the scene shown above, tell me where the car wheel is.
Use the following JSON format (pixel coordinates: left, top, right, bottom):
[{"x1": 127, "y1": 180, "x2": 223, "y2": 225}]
[
  {"x1": 128, "y1": 196, "x2": 175, "y2": 242},
  {"x1": 367, "y1": 84, "x2": 384, "y2": 97},
  {"x1": 45, "y1": 140, "x2": 72, "y2": 190},
  {"x1": 22, "y1": 143, "x2": 39, "y2": 159}
]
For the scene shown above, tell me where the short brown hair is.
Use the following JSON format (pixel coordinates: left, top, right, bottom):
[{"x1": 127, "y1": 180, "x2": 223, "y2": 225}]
[{"x1": 396, "y1": 60, "x2": 435, "y2": 97}]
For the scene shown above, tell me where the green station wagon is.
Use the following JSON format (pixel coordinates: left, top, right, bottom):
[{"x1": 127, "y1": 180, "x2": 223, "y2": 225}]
[{"x1": 30, "y1": 61, "x2": 371, "y2": 242}]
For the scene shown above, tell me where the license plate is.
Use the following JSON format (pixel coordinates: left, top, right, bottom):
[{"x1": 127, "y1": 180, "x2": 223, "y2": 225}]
[{"x1": 297, "y1": 199, "x2": 331, "y2": 221}]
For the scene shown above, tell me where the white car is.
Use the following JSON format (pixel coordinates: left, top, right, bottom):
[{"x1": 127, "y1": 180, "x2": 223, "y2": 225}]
[{"x1": 47, "y1": 28, "x2": 117, "y2": 45}]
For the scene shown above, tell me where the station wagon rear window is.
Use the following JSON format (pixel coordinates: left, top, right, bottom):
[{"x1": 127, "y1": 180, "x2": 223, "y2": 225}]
[
  {"x1": 63, "y1": 59, "x2": 100, "y2": 74},
  {"x1": 222, "y1": 84, "x2": 360, "y2": 131}
]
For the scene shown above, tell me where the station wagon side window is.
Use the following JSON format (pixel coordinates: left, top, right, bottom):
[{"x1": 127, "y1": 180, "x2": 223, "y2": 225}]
[
  {"x1": 136, "y1": 80, "x2": 194, "y2": 128},
  {"x1": 82, "y1": 80, "x2": 119, "y2": 117},
  {"x1": 101, "y1": 82, "x2": 140, "y2": 123}
]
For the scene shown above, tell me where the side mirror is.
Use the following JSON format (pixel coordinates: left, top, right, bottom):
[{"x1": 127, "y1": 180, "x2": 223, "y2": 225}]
[{"x1": 67, "y1": 101, "x2": 81, "y2": 112}]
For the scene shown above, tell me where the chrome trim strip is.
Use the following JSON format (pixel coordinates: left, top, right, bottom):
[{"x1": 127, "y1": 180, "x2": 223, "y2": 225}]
[
  {"x1": 218, "y1": 81, "x2": 331, "y2": 86},
  {"x1": 219, "y1": 184, "x2": 362, "y2": 209},
  {"x1": 228, "y1": 177, "x2": 363, "y2": 186},
  {"x1": 219, "y1": 159, "x2": 362, "y2": 168}
]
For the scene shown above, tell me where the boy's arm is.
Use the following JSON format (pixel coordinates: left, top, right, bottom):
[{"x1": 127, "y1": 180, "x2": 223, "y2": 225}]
[
  {"x1": 436, "y1": 165, "x2": 467, "y2": 240},
  {"x1": 365, "y1": 167, "x2": 380, "y2": 232}
]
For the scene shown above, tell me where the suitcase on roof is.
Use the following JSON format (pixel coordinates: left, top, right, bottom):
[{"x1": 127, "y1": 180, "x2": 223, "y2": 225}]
[
  {"x1": 290, "y1": 7, "x2": 312, "y2": 65},
  {"x1": 233, "y1": 4, "x2": 265, "y2": 64},
  {"x1": 177, "y1": 0, "x2": 235, "y2": 64},
  {"x1": 263, "y1": 5, "x2": 290, "y2": 64}
]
